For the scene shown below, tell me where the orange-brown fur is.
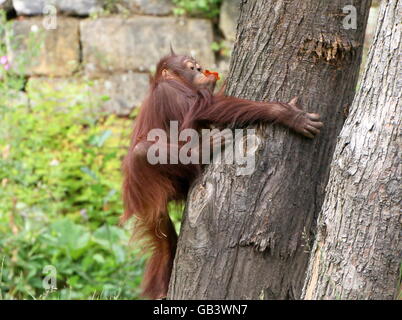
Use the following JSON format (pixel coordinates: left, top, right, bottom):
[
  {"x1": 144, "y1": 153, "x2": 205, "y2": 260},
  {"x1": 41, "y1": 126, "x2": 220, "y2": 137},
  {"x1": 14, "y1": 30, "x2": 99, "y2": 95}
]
[{"x1": 122, "y1": 53, "x2": 323, "y2": 299}]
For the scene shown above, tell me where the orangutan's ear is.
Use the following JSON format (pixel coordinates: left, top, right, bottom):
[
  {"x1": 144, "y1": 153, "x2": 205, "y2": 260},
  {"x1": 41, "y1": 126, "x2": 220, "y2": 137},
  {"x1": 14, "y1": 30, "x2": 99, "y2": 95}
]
[{"x1": 162, "y1": 69, "x2": 174, "y2": 79}]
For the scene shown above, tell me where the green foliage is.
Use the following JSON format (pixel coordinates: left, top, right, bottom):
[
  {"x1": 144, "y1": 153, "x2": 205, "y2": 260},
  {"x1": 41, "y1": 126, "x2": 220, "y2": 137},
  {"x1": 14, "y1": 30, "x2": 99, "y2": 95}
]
[
  {"x1": 0, "y1": 10, "x2": 43, "y2": 87},
  {"x1": 0, "y1": 10, "x2": 146, "y2": 297},
  {"x1": 173, "y1": 0, "x2": 222, "y2": 19},
  {"x1": 0, "y1": 8, "x2": 185, "y2": 300},
  {"x1": 90, "y1": 0, "x2": 128, "y2": 18},
  {"x1": 0, "y1": 78, "x2": 149, "y2": 299},
  {"x1": 211, "y1": 40, "x2": 232, "y2": 57},
  {"x1": 0, "y1": 11, "x2": 23, "y2": 93}
]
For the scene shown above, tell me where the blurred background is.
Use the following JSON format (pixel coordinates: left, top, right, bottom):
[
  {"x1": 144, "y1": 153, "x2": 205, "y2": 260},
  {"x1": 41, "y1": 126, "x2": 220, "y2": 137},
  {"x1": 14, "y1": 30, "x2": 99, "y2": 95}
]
[{"x1": 0, "y1": 0, "x2": 380, "y2": 299}]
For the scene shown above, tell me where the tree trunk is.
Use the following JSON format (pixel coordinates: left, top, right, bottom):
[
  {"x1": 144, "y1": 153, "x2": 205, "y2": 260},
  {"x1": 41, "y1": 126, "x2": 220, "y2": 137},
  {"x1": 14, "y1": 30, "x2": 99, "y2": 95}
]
[
  {"x1": 303, "y1": 0, "x2": 401, "y2": 300},
  {"x1": 168, "y1": 0, "x2": 371, "y2": 299}
]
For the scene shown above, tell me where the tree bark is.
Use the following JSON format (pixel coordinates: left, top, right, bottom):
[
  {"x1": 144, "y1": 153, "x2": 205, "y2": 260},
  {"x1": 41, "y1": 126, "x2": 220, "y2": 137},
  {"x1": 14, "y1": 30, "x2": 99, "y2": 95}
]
[
  {"x1": 303, "y1": 0, "x2": 401, "y2": 300},
  {"x1": 168, "y1": 0, "x2": 371, "y2": 299}
]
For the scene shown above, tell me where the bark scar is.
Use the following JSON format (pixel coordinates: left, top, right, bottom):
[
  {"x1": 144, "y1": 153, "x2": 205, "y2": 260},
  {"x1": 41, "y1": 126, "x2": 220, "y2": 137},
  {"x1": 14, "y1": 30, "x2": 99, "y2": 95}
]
[
  {"x1": 188, "y1": 181, "x2": 214, "y2": 227},
  {"x1": 298, "y1": 34, "x2": 359, "y2": 66}
]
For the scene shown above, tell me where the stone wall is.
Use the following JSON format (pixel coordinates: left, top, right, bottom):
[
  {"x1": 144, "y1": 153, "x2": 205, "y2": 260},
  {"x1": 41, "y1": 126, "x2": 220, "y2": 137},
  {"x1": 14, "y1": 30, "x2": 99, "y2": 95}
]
[
  {"x1": 1, "y1": 0, "x2": 240, "y2": 115},
  {"x1": 2, "y1": 0, "x2": 378, "y2": 115}
]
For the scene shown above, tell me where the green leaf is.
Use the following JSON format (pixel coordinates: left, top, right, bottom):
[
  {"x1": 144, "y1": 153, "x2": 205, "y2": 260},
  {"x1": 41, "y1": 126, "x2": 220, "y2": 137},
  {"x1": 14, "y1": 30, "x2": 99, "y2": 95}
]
[
  {"x1": 51, "y1": 219, "x2": 90, "y2": 258},
  {"x1": 93, "y1": 225, "x2": 127, "y2": 248},
  {"x1": 92, "y1": 253, "x2": 105, "y2": 264},
  {"x1": 80, "y1": 166, "x2": 98, "y2": 181},
  {"x1": 90, "y1": 130, "x2": 112, "y2": 147}
]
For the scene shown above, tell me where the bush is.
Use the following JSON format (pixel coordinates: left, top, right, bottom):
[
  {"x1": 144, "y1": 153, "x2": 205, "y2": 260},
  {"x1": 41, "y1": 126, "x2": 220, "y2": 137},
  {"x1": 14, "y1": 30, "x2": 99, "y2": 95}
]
[
  {"x1": 0, "y1": 77, "x2": 147, "y2": 299},
  {"x1": 173, "y1": 0, "x2": 222, "y2": 19},
  {"x1": 0, "y1": 9, "x2": 184, "y2": 300}
]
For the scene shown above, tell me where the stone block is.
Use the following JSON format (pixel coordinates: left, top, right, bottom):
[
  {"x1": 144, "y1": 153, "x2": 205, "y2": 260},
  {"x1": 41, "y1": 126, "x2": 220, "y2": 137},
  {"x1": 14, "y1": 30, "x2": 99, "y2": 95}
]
[
  {"x1": 121, "y1": 0, "x2": 173, "y2": 16},
  {"x1": 219, "y1": 0, "x2": 241, "y2": 41},
  {"x1": 8, "y1": 17, "x2": 80, "y2": 76},
  {"x1": 81, "y1": 16, "x2": 215, "y2": 76},
  {"x1": 12, "y1": 0, "x2": 102, "y2": 16},
  {"x1": 27, "y1": 72, "x2": 149, "y2": 115}
]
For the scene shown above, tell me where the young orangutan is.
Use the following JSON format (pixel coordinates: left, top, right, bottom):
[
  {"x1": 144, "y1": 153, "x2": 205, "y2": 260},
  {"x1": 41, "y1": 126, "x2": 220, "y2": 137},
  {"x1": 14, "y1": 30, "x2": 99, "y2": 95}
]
[{"x1": 122, "y1": 52, "x2": 323, "y2": 299}]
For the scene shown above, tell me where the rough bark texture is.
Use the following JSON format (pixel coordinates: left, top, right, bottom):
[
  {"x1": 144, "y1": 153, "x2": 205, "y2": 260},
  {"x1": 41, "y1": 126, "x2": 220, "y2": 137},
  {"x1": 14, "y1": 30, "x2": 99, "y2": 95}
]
[
  {"x1": 168, "y1": 0, "x2": 371, "y2": 299},
  {"x1": 303, "y1": 0, "x2": 401, "y2": 300}
]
